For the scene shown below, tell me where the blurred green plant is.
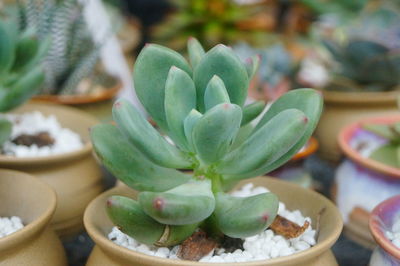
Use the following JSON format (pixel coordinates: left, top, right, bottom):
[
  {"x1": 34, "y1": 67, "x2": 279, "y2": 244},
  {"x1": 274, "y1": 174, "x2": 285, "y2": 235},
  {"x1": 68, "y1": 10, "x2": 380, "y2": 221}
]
[
  {"x1": 90, "y1": 37, "x2": 323, "y2": 249},
  {"x1": 0, "y1": 18, "x2": 47, "y2": 146},
  {"x1": 300, "y1": 0, "x2": 369, "y2": 21},
  {"x1": 7, "y1": 0, "x2": 107, "y2": 95}
]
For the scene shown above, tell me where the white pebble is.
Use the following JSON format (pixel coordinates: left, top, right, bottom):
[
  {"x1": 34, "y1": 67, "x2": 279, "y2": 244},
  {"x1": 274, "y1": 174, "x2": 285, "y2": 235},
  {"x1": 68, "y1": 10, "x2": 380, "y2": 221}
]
[{"x1": 0, "y1": 216, "x2": 24, "y2": 238}]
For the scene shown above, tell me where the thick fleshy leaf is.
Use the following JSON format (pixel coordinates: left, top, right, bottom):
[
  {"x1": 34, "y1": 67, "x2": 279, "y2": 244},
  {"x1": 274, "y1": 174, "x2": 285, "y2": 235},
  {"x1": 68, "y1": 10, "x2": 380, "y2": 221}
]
[
  {"x1": 139, "y1": 179, "x2": 215, "y2": 225},
  {"x1": 0, "y1": 118, "x2": 12, "y2": 146},
  {"x1": 90, "y1": 124, "x2": 191, "y2": 192},
  {"x1": 244, "y1": 54, "x2": 261, "y2": 80},
  {"x1": 193, "y1": 103, "x2": 242, "y2": 164},
  {"x1": 214, "y1": 192, "x2": 278, "y2": 238},
  {"x1": 204, "y1": 75, "x2": 230, "y2": 111},
  {"x1": 165, "y1": 66, "x2": 196, "y2": 150},
  {"x1": 194, "y1": 44, "x2": 249, "y2": 112},
  {"x1": 0, "y1": 67, "x2": 44, "y2": 112},
  {"x1": 362, "y1": 123, "x2": 400, "y2": 142},
  {"x1": 133, "y1": 44, "x2": 192, "y2": 131},
  {"x1": 241, "y1": 101, "x2": 265, "y2": 126},
  {"x1": 184, "y1": 109, "x2": 202, "y2": 151},
  {"x1": 0, "y1": 21, "x2": 15, "y2": 78},
  {"x1": 187, "y1": 37, "x2": 205, "y2": 69},
  {"x1": 369, "y1": 144, "x2": 400, "y2": 168},
  {"x1": 107, "y1": 196, "x2": 198, "y2": 247},
  {"x1": 113, "y1": 99, "x2": 191, "y2": 169},
  {"x1": 218, "y1": 109, "x2": 308, "y2": 177}
]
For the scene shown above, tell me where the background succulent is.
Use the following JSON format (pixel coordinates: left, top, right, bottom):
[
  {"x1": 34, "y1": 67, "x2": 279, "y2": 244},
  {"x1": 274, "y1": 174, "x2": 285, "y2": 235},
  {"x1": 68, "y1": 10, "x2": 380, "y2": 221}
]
[
  {"x1": 320, "y1": 4, "x2": 400, "y2": 91},
  {"x1": 0, "y1": 18, "x2": 47, "y2": 146},
  {"x1": 9, "y1": 0, "x2": 107, "y2": 95},
  {"x1": 90, "y1": 38, "x2": 323, "y2": 248}
]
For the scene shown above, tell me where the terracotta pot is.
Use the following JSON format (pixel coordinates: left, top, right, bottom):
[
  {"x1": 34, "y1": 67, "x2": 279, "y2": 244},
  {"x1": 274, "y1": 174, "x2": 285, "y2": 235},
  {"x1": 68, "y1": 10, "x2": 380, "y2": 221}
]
[
  {"x1": 84, "y1": 177, "x2": 343, "y2": 266},
  {"x1": 0, "y1": 103, "x2": 104, "y2": 238},
  {"x1": 369, "y1": 195, "x2": 400, "y2": 265},
  {"x1": 334, "y1": 116, "x2": 400, "y2": 248},
  {"x1": 32, "y1": 82, "x2": 121, "y2": 122},
  {"x1": 315, "y1": 89, "x2": 399, "y2": 162},
  {"x1": 0, "y1": 169, "x2": 67, "y2": 265}
]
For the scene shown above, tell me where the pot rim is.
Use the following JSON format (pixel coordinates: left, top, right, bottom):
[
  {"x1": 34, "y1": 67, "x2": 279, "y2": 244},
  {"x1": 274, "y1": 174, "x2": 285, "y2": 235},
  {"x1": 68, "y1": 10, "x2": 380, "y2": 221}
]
[
  {"x1": 337, "y1": 115, "x2": 400, "y2": 178},
  {"x1": 0, "y1": 102, "x2": 97, "y2": 166},
  {"x1": 292, "y1": 137, "x2": 318, "y2": 161},
  {"x1": 369, "y1": 195, "x2": 400, "y2": 260},
  {"x1": 320, "y1": 89, "x2": 400, "y2": 105},
  {"x1": 31, "y1": 81, "x2": 121, "y2": 105},
  {"x1": 84, "y1": 177, "x2": 343, "y2": 265},
  {"x1": 0, "y1": 169, "x2": 57, "y2": 252}
]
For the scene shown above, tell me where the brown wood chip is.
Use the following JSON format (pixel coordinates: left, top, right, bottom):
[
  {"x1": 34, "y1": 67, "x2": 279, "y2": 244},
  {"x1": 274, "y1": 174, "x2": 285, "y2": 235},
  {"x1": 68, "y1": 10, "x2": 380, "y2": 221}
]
[
  {"x1": 177, "y1": 231, "x2": 218, "y2": 261},
  {"x1": 269, "y1": 215, "x2": 310, "y2": 239},
  {"x1": 12, "y1": 131, "x2": 54, "y2": 147}
]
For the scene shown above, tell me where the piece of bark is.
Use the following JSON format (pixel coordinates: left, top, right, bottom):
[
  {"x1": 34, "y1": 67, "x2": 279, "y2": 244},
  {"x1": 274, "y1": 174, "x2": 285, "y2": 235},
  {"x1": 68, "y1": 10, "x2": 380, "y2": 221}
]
[
  {"x1": 12, "y1": 131, "x2": 54, "y2": 147},
  {"x1": 270, "y1": 214, "x2": 310, "y2": 239},
  {"x1": 177, "y1": 231, "x2": 218, "y2": 261}
]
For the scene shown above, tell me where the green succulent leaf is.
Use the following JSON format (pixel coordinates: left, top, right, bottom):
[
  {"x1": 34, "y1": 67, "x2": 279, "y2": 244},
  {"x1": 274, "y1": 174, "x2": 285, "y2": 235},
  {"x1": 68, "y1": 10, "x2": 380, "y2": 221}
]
[
  {"x1": 90, "y1": 124, "x2": 191, "y2": 192},
  {"x1": 204, "y1": 75, "x2": 230, "y2": 111},
  {"x1": 106, "y1": 195, "x2": 198, "y2": 247},
  {"x1": 218, "y1": 108, "x2": 308, "y2": 178},
  {"x1": 193, "y1": 103, "x2": 242, "y2": 164},
  {"x1": 194, "y1": 44, "x2": 249, "y2": 112},
  {"x1": 369, "y1": 144, "x2": 400, "y2": 168},
  {"x1": 165, "y1": 66, "x2": 197, "y2": 150},
  {"x1": 0, "y1": 21, "x2": 16, "y2": 78},
  {"x1": 187, "y1": 37, "x2": 205, "y2": 69},
  {"x1": 112, "y1": 99, "x2": 192, "y2": 169},
  {"x1": 10, "y1": 28, "x2": 39, "y2": 73},
  {"x1": 362, "y1": 123, "x2": 400, "y2": 141},
  {"x1": 184, "y1": 109, "x2": 203, "y2": 151},
  {"x1": 0, "y1": 118, "x2": 12, "y2": 146},
  {"x1": 214, "y1": 192, "x2": 279, "y2": 238},
  {"x1": 0, "y1": 67, "x2": 44, "y2": 112},
  {"x1": 139, "y1": 179, "x2": 215, "y2": 225},
  {"x1": 133, "y1": 44, "x2": 192, "y2": 131},
  {"x1": 244, "y1": 54, "x2": 261, "y2": 80},
  {"x1": 241, "y1": 101, "x2": 265, "y2": 126}
]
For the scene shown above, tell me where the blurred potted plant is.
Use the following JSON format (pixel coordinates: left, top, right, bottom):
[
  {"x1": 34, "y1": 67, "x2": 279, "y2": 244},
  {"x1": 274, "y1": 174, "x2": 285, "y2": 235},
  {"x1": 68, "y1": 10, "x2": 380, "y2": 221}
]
[
  {"x1": 0, "y1": 16, "x2": 104, "y2": 238},
  {"x1": 84, "y1": 38, "x2": 342, "y2": 265},
  {"x1": 3, "y1": 0, "x2": 121, "y2": 120},
  {"x1": 334, "y1": 115, "x2": 400, "y2": 248},
  {"x1": 0, "y1": 169, "x2": 67, "y2": 265},
  {"x1": 303, "y1": 3, "x2": 400, "y2": 162}
]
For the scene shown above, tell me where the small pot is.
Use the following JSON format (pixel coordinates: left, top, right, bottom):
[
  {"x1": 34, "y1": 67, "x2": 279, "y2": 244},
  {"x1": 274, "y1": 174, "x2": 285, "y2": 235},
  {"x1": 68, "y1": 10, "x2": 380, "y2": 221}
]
[
  {"x1": 32, "y1": 82, "x2": 121, "y2": 122},
  {"x1": 0, "y1": 103, "x2": 104, "y2": 238},
  {"x1": 0, "y1": 169, "x2": 67, "y2": 265},
  {"x1": 334, "y1": 116, "x2": 400, "y2": 248},
  {"x1": 315, "y1": 89, "x2": 399, "y2": 163},
  {"x1": 84, "y1": 177, "x2": 343, "y2": 266},
  {"x1": 369, "y1": 195, "x2": 400, "y2": 266}
]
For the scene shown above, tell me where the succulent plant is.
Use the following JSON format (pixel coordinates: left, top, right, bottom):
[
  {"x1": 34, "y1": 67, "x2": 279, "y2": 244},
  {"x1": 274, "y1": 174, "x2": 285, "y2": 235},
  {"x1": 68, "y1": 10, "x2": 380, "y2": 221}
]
[
  {"x1": 321, "y1": 5, "x2": 400, "y2": 92},
  {"x1": 0, "y1": 18, "x2": 47, "y2": 145},
  {"x1": 10, "y1": 0, "x2": 103, "y2": 95},
  {"x1": 363, "y1": 122, "x2": 400, "y2": 168},
  {"x1": 90, "y1": 38, "x2": 323, "y2": 247}
]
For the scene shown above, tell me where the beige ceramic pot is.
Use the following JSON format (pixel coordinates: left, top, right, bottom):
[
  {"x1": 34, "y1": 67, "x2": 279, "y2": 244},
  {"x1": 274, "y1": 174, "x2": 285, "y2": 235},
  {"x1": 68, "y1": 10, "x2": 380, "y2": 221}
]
[
  {"x1": 0, "y1": 103, "x2": 104, "y2": 238},
  {"x1": 315, "y1": 89, "x2": 399, "y2": 163},
  {"x1": 0, "y1": 169, "x2": 67, "y2": 265},
  {"x1": 84, "y1": 177, "x2": 343, "y2": 266}
]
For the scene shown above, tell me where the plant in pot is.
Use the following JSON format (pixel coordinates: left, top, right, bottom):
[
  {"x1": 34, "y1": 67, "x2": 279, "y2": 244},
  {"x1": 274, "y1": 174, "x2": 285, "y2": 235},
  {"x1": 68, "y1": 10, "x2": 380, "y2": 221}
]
[
  {"x1": 0, "y1": 169, "x2": 67, "y2": 265},
  {"x1": 84, "y1": 38, "x2": 343, "y2": 265},
  {"x1": 335, "y1": 114, "x2": 400, "y2": 248},
  {"x1": 0, "y1": 14, "x2": 104, "y2": 238},
  {"x1": 3, "y1": 0, "x2": 121, "y2": 121},
  {"x1": 304, "y1": 3, "x2": 400, "y2": 162}
]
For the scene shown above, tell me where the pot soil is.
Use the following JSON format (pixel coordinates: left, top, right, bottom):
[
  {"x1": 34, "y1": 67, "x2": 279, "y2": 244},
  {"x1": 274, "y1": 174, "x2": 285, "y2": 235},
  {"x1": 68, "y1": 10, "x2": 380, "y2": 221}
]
[
  {"x1": 334, "y1": 116, "x2": 400, "y2": 248},
  {"x1": 0, "y1": 103, "x2": 104, "y2": 238},
  {"x1": 0, "y1": 169, "x2": 67, "y2": 265},
  {"x1": 84, "y1": 177, "x2": 343, "y2": 266},
  {"x1": 315, "y1": 89, "x2": 399, "y2": 163}
]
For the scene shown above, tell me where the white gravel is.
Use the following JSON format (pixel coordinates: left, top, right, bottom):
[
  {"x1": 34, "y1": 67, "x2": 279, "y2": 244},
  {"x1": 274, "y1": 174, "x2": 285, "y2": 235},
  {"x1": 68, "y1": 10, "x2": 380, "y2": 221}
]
[
  {"x1": 0, "y1": 216, "x2": 24, "y2": 238},
  {"x1": 1, "y1": 111, "x2": 83, "y2": 157},
  {"x1": 386, "y1": 218, "x2": 400, "y2": 249},
  {"x1": 108, "y1": 183, "x2": 316, "y2": 262}
]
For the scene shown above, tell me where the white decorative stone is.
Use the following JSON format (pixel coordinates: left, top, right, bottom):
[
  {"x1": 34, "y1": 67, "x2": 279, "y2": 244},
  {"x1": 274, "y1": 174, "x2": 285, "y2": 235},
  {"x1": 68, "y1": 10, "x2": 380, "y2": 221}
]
[{"x1": 0, "y1": 216, "x2": 24, "y2": 238}]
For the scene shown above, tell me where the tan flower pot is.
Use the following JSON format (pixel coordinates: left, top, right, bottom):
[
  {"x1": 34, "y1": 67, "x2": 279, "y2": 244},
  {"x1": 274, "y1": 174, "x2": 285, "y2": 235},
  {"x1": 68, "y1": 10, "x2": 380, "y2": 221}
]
[
  {"x1": 84, "y1": 177, "x2": 343, "y2": 266},
  {"x1": 315, "y1": 89, "x2": 399, "y2": 163},
  {"x1": 0, "y1": 103, "x2": 104, "y2": 238},
  {"x1": 0, "y1": 169, "x2": 67, "y2": 265}
]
